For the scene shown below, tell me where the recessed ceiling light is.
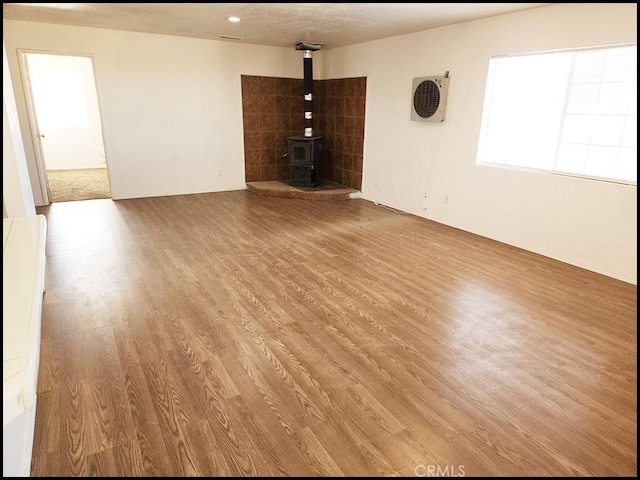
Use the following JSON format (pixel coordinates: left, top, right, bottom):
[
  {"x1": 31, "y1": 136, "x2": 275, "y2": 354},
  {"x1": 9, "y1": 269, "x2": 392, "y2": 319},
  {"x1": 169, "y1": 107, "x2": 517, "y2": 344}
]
[{"x1": 227, "y1": 16, "x2": 240, "y2": 23}]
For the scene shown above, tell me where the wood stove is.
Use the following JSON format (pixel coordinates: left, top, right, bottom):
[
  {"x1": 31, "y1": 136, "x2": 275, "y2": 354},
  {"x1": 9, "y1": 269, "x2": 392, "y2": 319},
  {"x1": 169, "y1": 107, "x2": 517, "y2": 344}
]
[
  {"x1": 288, "y1": 42, "x2": 323, "y2": 187},
  {"x1": 288, "y1": 135, "x2": 323, "y2": 187}
]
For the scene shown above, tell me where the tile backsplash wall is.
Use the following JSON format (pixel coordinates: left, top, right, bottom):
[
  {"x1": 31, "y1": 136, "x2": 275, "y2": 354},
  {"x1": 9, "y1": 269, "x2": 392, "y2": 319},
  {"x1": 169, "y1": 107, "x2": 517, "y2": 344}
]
[
  {"x1": 315, "y1": 77, "x2": 366, "y2": 191},
  {"x1": 241, "y1": 75, "x2": 366, "y2": 190},
  {"x1": 241, "y1": 76, "x2": 303, "y2": 183}
]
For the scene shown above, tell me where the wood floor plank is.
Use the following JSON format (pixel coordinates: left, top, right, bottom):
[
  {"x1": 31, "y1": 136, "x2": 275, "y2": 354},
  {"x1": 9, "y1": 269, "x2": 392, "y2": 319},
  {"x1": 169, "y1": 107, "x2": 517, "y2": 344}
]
[
  {"x1": 121, "y1": 364, "x2": 174, "y2": 476},
  {"x1": 308, "y1": 410, "x2": 401, "y2": 477},
  {"x1": 30, "y1": 388, "x2": 60, "y2": 457},
  {"x1": 219, "y1": 358, "x2": 328, "y2": 476},
  {"x1": 140, "y1": 361, "x2": 203, "y2": 476},
  {"x1": 31, "y1": 191, "x2": 637, "y2": 476},
  {"x1": 82, "y1": 440, "x2": 145, "y2": 477},
  {"x1": 59, "y1": 382, "x2": 89, "y2": 476}
]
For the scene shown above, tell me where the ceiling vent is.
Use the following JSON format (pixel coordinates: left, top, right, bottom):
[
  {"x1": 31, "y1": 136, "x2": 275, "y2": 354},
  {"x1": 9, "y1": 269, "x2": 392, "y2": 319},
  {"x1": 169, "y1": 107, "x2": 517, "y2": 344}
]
[{"x1": 411, "y1": 72, "x2": 449, "y2": 122}]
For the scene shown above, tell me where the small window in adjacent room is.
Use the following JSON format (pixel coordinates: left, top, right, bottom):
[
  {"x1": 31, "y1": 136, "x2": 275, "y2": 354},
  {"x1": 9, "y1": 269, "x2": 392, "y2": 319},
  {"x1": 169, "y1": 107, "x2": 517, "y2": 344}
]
[{"x1": 476, "y1": 43, "x2": 637, "y2": 184}]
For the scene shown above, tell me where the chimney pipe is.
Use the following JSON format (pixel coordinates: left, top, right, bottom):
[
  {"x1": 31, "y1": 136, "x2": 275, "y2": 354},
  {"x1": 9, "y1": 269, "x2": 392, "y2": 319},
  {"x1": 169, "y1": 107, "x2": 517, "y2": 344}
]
[
  {"x1": 303, "y1": 50, "x2": 313, "y2": 137},
  {"x1": 295, "y1": 42, "x2": 322, "y2": 137}
]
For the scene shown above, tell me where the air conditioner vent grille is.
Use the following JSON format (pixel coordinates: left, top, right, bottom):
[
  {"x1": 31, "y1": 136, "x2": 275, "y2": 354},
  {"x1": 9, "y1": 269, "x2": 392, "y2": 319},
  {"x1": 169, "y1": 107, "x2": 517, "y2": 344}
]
[{"x1": 413, "y1": 80, "x2": 441, "y2": 118}]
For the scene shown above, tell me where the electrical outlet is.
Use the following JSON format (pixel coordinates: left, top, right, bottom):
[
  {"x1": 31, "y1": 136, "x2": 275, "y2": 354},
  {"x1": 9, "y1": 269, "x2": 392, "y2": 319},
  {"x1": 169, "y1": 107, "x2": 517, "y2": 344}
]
[
  {"x1": 445, "y1": 194, "x2": 449, "y2": 204},
  {"x1": 218, "y1": 169, "x2": 223, "y2": 176}
]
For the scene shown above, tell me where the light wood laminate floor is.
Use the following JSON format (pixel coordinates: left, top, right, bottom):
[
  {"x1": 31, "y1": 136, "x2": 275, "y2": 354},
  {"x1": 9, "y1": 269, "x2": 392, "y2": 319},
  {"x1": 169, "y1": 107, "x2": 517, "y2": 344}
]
[{"x1": 32, "y1": 191, "x2": 637, "y2": 476}]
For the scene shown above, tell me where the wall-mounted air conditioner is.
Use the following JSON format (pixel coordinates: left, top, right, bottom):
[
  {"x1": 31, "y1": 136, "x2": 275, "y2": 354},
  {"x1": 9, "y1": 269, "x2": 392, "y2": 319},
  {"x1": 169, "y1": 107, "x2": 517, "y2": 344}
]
[{"x1": 410, "y1": 72, "x2": 449, "y2": 122}]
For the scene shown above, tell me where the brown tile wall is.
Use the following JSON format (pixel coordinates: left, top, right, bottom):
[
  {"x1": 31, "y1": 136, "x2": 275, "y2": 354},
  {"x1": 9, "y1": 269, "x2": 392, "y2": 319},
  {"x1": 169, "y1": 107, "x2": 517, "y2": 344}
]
[
  {"x1": 241, "y1": 75, "x2": 366, "y2": 190},
  {"x1": 315, "y1": 77, "x2": 366, "y2": 191},
  {"x1": 241, "y1": 75, "x2": 303, "y2": 183}
]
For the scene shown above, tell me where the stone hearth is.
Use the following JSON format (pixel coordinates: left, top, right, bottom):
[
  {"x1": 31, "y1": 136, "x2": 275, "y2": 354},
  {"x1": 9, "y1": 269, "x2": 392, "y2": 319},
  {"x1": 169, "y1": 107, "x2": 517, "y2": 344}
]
[{"x1": 246, "y1": 181, "x2": 360, "y2": 201}]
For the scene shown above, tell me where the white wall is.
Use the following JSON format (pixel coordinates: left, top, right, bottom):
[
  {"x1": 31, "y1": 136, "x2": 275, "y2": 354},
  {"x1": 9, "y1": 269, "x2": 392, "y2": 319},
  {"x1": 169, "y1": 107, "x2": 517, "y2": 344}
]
[
  {"x1": 324, "y1": 3, "x2": 637, "y2": 285},
  {"x1": 3, "y1": 39, "x2": 36, "y2": 217},
  {"x1": 3, "y1": 21, "x2": 307, "y2": 202}
]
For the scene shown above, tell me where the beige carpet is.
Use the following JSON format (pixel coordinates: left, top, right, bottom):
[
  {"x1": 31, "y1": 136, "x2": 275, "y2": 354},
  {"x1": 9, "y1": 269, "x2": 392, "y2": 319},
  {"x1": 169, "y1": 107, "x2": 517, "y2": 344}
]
[{"x1": 47, "y1": 168, "x2": 111, "y2": 202}]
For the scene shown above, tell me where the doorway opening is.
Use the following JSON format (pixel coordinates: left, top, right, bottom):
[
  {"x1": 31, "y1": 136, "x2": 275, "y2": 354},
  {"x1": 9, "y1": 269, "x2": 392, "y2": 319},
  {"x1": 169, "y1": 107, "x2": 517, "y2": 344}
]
[{"x1": 20, "y1": 51, "x2": 111, "y2": 203}]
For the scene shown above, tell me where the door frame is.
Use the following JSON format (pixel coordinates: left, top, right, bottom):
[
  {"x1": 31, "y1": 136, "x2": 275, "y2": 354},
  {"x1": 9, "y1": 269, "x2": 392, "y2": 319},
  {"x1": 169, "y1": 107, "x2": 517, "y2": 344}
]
[{"x1": 17, "y1": 49, "x2": 110, "y2": 205}]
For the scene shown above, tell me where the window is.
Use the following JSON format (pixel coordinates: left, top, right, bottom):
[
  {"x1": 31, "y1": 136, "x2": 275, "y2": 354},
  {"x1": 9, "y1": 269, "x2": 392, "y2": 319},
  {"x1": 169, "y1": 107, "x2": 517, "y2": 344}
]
[{"x1": 476, "y1": 44, "x2": 637, "y2": 184}]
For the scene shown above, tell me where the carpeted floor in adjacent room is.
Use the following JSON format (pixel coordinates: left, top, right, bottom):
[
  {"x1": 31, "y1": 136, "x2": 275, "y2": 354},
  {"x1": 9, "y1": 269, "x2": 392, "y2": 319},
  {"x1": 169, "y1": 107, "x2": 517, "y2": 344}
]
[{"x1": 46, "y1": 168, "x2": 111, "y2": 202}]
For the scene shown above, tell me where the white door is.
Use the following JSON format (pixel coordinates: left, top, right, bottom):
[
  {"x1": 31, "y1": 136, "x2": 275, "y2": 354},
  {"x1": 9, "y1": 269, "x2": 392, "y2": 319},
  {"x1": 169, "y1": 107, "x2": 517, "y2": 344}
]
[{"x1": 20, "y1": 52, "x2": 109, "y2": 203}]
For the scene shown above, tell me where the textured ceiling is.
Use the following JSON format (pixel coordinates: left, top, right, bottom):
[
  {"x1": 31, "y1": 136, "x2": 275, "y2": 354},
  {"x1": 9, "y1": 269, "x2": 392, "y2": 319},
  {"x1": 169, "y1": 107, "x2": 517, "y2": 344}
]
[{"x1": 3, "y1": 3, "x2": 551, "y2": 49}]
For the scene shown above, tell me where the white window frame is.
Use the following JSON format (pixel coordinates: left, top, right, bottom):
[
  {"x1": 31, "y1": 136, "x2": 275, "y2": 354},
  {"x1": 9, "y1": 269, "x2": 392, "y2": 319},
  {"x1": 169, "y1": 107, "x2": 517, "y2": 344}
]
[{"x1": 476, "y1": 43, "x2": 637, "y2": 186}]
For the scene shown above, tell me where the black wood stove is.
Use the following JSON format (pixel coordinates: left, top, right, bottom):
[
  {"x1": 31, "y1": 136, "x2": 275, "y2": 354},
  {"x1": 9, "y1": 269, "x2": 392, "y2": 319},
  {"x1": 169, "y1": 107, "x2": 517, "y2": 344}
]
[{"x1": 288, "y1": 135, "x2": 323, "y2": 187}]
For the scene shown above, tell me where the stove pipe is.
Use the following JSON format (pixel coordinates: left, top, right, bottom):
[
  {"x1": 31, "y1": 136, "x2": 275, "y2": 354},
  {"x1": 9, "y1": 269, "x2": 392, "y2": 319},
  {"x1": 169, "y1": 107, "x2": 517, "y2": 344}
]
[
  {"x1": 303, "y1": 51, "x2": 313, "y2": 137},
  {"x1": 295, "y1": 42, "x2": 322, "y2": 137}
]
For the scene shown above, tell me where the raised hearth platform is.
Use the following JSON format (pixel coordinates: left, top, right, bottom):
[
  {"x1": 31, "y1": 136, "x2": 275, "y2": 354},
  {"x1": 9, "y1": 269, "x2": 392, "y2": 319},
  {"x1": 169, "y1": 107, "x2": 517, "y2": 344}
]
[{"x1": 246, "y1": 181, "x2": 361, "y2": 201}]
